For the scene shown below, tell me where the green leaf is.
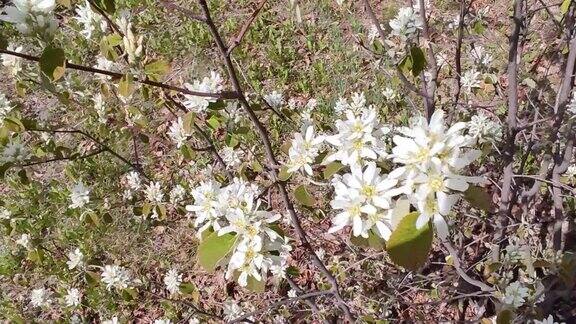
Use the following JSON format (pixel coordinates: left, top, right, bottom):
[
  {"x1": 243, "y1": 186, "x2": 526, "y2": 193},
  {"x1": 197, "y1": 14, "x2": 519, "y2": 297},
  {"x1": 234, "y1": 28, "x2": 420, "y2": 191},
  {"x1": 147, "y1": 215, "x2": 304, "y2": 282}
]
[
  {"x1": 85, "y1": 271, "x2": 100, "y2": 287},
  {"x1": 386, "y1": 212, "x2": 433, "y2": 271},
  {"x1": 294, "y1": 185, "x2": 314, "y2": 207},
  {"x1": 118, "y1": 75, "x2": 135, "y2": 99},
  {"x1": 27, "y1": 248, "x2": 44, "y2": 264},
  {"x1": 95, "y1": 0, "x2": 115, "y2": 14},
  {"x1": 0, "y1": 163, "x2": 12, "y2": 179},
  {"x1": 39, "y1": 46, "x2": 66, "y2": 81},
  {"x1": 278, "y1": 166, "x2": 292, "y2": 181},
  {"x1": 3, "y1": 117, "x2": 25, "y2": 133},
  {"x1": 180, "y1": 144, "x2": 195, "y2": 161},
  {"x1": 144, "y1": 59, "x2": 170, "y2": 81},
  {"x1": 323, "y1": 161, "x2": 343, "y2": 179},
  {"x1": 496, "y1": 309, "x2": 513, "y2": 324},
  {"x1": 409, "y1": 46, "x2": 426, "y2": 77},
  {"x1": 107, "y1": 33, "x2": 122, "y2": 46},
  {"x1": 350, "y1": 230, "x2": 385, "y2": 250},
  {"x1": 198, "y1": 232, "x2": 237, "y2": 272},
  {"x1": 245, "y1": 275, "x2": 265, "y2": 292},
  {"x1": 182, "y1": 111, "x2": 196, "y2": 134},
  {"x1": 464, "y1": 185, "x2": 493, "y2": 212},
  {"x1": 561, "y1": 0, "x2": 572, "y2": 14},
  {"x1": 206, "y1": 115, "x2": 220, "y2": 129}
]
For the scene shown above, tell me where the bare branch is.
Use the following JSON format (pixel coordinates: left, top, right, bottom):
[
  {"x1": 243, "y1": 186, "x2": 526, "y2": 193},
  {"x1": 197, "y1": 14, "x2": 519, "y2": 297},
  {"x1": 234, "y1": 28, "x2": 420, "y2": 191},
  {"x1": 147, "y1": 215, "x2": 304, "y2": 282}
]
[
  {"x1": 228, "y1": 290, "x2": 332, "y2": 323},
  {"x1": 227, "y1": 0, "x2": 268, "y2": 56},
  {"x1": 0, "y1": 49, "x2": 239, "y2": 99}
]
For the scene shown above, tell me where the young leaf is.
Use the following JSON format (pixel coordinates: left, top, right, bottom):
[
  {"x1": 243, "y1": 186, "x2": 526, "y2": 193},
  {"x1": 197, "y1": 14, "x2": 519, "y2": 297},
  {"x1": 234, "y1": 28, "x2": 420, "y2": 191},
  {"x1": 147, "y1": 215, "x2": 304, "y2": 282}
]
[
  {"x1": 386, "y1": 212, "x2": 433, "y2": 271},
  {"x1": 144, "y1": 59, "x2": 170, "y2": 81},
  {"x1": 39, "y1": 46, "x2": 66, "y2": 81},
  {"x1": 197, "y1": 232, "x2": 237, "y2": 272},
  {"x1": 294, "y1": 185, "x2": 314, "y2": 207},
  {"x1": 245, "y1": 275, "x2": 265, "y2": 292},
  {"x1": 464, "y1": 185, "x2": 493, "y2": 212},
  {"x1": 409, "y1": 46, "x2": 427, "y2": 77},
  {"x1": 323, "y1": 161, "x2": 343, "y2": 179},
  {"x1": 278, "y1": 166, "x2": 292, "y2": 181}
]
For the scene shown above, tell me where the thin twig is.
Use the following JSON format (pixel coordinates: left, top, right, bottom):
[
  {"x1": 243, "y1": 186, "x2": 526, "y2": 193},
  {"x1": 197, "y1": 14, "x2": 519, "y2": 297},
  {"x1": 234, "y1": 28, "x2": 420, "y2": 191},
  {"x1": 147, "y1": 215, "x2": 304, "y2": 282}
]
[
  {"x1": 228, "y1": 290, "x2": 332, "y2": 323},
  {"x1": 0, "y1": 49, "x2": 238, "y2": 99},
  {"x1": 227, "y1": 0, "x2": 268, "y2": 56}
]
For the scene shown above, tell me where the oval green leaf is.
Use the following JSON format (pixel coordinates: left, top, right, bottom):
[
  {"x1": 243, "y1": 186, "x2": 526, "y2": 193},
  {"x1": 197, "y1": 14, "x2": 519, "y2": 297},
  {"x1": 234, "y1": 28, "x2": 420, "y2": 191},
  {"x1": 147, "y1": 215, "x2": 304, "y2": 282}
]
[{"x1": 386, "y1": 212, "x2": 433, "y2": 271}]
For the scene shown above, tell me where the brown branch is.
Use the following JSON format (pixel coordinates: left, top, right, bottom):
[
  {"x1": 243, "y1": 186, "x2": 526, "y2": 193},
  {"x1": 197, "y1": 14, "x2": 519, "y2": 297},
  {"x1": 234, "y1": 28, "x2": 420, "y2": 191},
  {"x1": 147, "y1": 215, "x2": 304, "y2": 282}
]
[
  {"x1": 0, "y1": 49, "x2": 239, "y2": 99},
  {"x1": 159, "y1": 0, "x2": 206, "y2": 22},
  {"x1": 28, "y1": 128, "x2": 150, "y2": 180},
  {"x1": 453, "y1": 0, "x2": 469, "y2": 111},
  {"x1": 418, "y1": 0, "x2": 438, "y2": 120},
  {"x1": 361, "y1": 0, "x2": 431, "y2": 100},
  {"x1": 228, "y1": 290, "x2": 332, "y2": 323},
  {"x1": 442, "y1": 240, "x2": 494, "y2": 292},
  {"x1": 87, "y1": 0, "x2": 124, "y2": 37},
  {"x1": 186, "y1": 0, "x2": 354, "y2": 320},
  {"x1": 227, "y1": 0, "x2": 268, "y2": 56},
  {"x1": 18, "y1": 148, "x2": 106, "y2": 167}
]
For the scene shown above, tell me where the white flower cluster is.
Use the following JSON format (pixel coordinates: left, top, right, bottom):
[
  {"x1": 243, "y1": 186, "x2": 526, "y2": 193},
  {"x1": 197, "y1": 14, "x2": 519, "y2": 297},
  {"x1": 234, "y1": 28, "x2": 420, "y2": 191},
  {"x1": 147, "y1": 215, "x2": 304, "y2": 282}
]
[
  {"x1": 0, "y1": 0, "x2": 57, "y2": 39},
  {"x1": 101, "y1": 264, "x2": 132, "y2": 291},
  {"x1": 69, "y1": 182, "x2": 90, "y2": 209},
  {"x1": 74, "y1": 0, "x2": 106, "y2": 39},
  {"x1": 264, "y1": 90, "x2": 285, "y2": 109},
  {"x1": 389, "y1": 7, "x2": 423, "y2": 42},
  {"x1": 186, "y1": 178, "x2": 291, "y2": 286},
  {"x1": 324, "y1": 93, "x2": 389, "y2": 166},
  {"x1": 468, "y1": 113, "x2": 502, "y2": 144},
  {"x1": 183, "y1": 71, "x2": 223, "y2": 113},
  {"x1": 1, "y1": 139, "x2": 29, "y2": 163},
  {"x1": 1, "y1": 43, "x2": 24, "y2": 76},
  {"x1": 502, "y1": 281, "x2": 530, "y2": 308},
  {"x1": 163, "y1": 268, "x2": 182, "y2": 295},
  {"x1": 0, "y1": 92, "x2": 14, "y2": 124},
  {"x1": 390, "y1": 110, "x2": 481, "y2": 239},
  {"x1": 167, "y1": 117, "x2": 191, "y2": 148},
  {"x1": 461, "y1": 69, "x2": 482, "y2": 94},
  {"x1": 285, "y1": 125, "x2": 324, "y2": 176},
  {"x1": 318, "y1": 94, "x2": 487, "y2": 240}
]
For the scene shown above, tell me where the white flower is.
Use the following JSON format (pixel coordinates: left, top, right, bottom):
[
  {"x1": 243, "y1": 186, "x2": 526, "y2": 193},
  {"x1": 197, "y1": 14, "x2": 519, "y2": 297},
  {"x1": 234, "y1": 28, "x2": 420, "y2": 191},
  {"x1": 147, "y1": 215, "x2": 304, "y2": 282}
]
[
  {"x1": 329, "y1": 162, "x2": 401, "y2": 238},
  {"x1": 223, "y1": 300, "x2": 244, "y2": 321},
  {"x1": 101, "y1": 265, "x2": 131, "y2": 291},
  {"x1": 144, "y1": 182, "x2": 164, "y2": 203},
  {"x1": 94, "y1": 56, "x2": 122, "y2": 78},
  {"x1": 0, "y1": 207, "x2": 11, "y2": 220},
  {"x1": 64, "y1": 288, "x2": 81, "y2": 307},
  {"x1": 125, "y1": 171, "x2": 141, "y2": 191},
  {"x1": 182, "y1": 71, "x2": 223, "y2": 113},
  {"x1": 102, "y1": 316, "x2": 119, "y2": 324},
  {"x1": 167, "y1": 117, "x2": 191, "y2": 148},
  {"x1": 534, "y1": 315, "x2": 563, "y2": 324},
  {"x1": 226, "y1": 238, "x2": 266, "y2": 287},
  {"x1": 0, "y1": 93, "x2": 14, "y2": 124},
  {"x1": 30, "y1": 287, "x2": 51, "y2": 307},
  {"x1": 1, "y1": 140, "x2": 29, "y2": 163},
  {"x1": 67, "y1": 248, "x2": 84, "y2": 270},
  {"x1": 566, "y1": 91, "x2": 576, "y2": 116},
  {"x1": 163, "y1": 268, "x2": 182, "y2": 295},
  {"x1": 264, "y1": 90, "x2": 285, "y2": 108},
  {"x1": 188, "y1": 318, "x2": 200, "y2": 324},
  {"x1": 470, "y1": 45, "x2": 493, "y2": 67},
  {"x1": 367, "y1": 23, "x2": 385, "y2": 43},
  {"x1": 461, "y1": 69, "x2": 482, "y2": 94},
  {"x1": 1, "y1": 43, "x2": 24, "y2": 76},
  {"x1": 285, "y1": 125, "x2": 324, "y2": 176},
  {"x1": 0, "y1": 0, "x2": 57, "y2": 37},
  {"x1": 94, "y1": 93, "x2": 107, "y2": 124},
  {"x1": 220, "y1": 146, "x2": 244, "y2": 169},
  {"x1": 566, "y1": 164, "x2": 576, "y2": 181},
  {"x1": 324, "y1": 101, "x2": 389, "y2": 166},
  {"x1": 186, "y1": 180, "x2": 222, "y2": 234},
  {"x1": 390, "y1": 110, "x2": 481, "y2": 237},
  {"x1": 382, "y1": 88, "x2": 397, "y2": 101},
  {"x1": 69, "y1": 182, "x2": 90, "y2": 209},
  {"x1": 287, "y1": 289, "x2": 297, "y2": 298},
  {"x1": 154, "y1": 319, "x2": 172, "y2": 324},
  {"x1": 502, "y1": 281, "x2": 530, "y2": 308},
  {"x1": 16, "y1": 233, "x2": 31, "y2": 249},
  {"x1": 389, "y1": 7, "x2": 423, "y2": 40},
  {"x1": 169, "y1": 185, "x2": 186, "y2": 205},
  {"x1": 468, "y1": 113, "x2": 502, "y2": 143},
  {"x1": 74, "y1": 0, "x2": 106, "y2": 39}
]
